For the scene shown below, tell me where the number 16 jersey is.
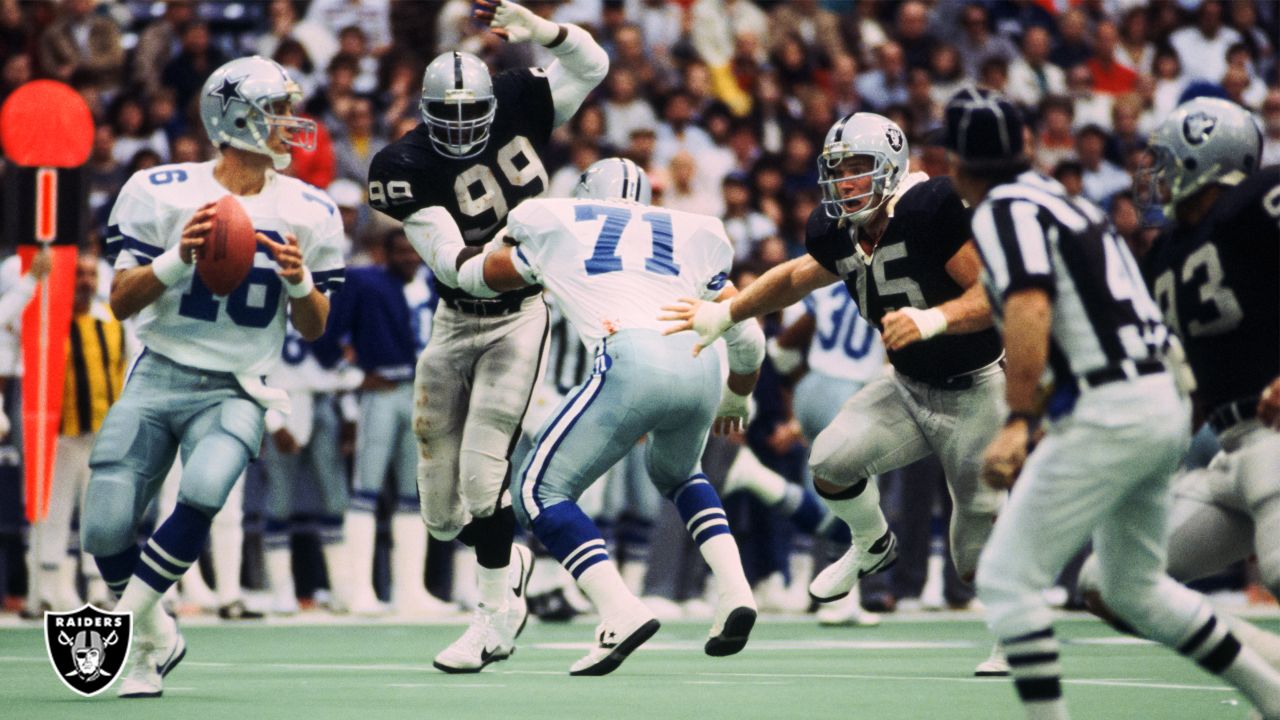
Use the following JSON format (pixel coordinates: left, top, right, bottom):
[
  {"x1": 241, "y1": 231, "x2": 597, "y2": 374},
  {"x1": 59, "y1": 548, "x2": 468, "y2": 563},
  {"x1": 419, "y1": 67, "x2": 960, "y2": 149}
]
[{"x1": 106, "y1": 160, "x2": 346, "y2": 377}]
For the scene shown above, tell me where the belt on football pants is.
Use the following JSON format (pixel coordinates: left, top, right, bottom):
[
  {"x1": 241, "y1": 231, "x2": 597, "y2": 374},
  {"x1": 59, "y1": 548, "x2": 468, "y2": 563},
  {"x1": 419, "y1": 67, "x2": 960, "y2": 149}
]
[
  {"x1": 1081, "y1": 358, "x2": 1165, "y2": 388},
  {"x1": 443, "y1": 296, "x2": 526, "y2": 316},
  {"x1": 1206, "y1": 396, "x2": 1259, "y2": 435},
  {"x1": 912, "y1": 356, "x2": 1005, "y2": 391}
]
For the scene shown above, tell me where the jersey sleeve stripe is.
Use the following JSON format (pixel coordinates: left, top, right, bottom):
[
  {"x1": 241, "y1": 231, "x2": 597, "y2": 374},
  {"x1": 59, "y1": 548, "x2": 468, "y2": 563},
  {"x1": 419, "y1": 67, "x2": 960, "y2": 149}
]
[{"x1": 105, "y1": 225, "x2": 164, "y2": 265}]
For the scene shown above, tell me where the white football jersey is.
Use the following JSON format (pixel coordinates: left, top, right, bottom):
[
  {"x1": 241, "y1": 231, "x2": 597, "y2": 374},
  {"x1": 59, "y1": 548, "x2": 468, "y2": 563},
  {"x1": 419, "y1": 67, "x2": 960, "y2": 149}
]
[
  {"x1": 803, "y1": 283, "x2": 885, "y2": 383},
  {"x1": 506, "y1": 198, "x2": 733, "y2": 351},
  {"x1": 107, "y1": 161, "x2": 345, "y2": 377}
]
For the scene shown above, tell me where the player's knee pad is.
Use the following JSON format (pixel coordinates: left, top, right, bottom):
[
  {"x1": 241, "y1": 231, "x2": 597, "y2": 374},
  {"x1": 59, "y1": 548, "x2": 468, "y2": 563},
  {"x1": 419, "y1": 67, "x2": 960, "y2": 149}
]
[
  {"x1": 79, "y1": 478, "x2": 140, "y2": 556},
  {"x1": 809, "y1": 431, "x2": 871, "y2": 486},
  {"x1": 217, "y1": 397, "x2": 266, "y2": 458},
  {"x1": 178, "y1": 436, "x2": 253, "y2": 514}
]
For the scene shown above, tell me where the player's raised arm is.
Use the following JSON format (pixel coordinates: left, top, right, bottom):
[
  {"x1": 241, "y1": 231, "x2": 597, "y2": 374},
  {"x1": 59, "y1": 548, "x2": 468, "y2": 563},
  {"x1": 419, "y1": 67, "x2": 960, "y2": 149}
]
[
  {"x1": 659, "y1": 255, "x2": 837, "y2": 353},
  {"x1": 477, "y1": 0, "x2": 609, "y2": 127}
]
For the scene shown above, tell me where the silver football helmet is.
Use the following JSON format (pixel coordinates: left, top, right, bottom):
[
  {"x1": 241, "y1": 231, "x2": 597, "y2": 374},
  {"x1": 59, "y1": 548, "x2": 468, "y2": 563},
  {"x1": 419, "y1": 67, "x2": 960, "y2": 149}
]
[
  {"x1": 573, "y1": 158, "x2": 652, "y2": 205},
  {"x1": 200, "y1": 56, "x2": 316, "y2": 171},
  {"x1": 420, "y1": 51, "x2": 497, "y2": 159},
  {"x1": 818, "y1": 113, "x2": 910, "y2": 226},
  {"x1": 1138, "y1": 97, "x2": 1263, "y2": 215}
]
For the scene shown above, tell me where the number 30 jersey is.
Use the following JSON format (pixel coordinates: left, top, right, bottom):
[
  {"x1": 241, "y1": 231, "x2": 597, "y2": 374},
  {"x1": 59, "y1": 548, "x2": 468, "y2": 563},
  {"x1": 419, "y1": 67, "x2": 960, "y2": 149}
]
[
  {"x1": 1143, "y1": 166, "x2": 1280, "y2": 411},
  {"x1": 504, "y1": 198, "x2": 734, "y2": 353},
  {"x1": 367, "y1": 68, "x2": 555, "y2": 301},
  {"x1": 106, "y1": 160, "x2": 346, "y2": 377}
]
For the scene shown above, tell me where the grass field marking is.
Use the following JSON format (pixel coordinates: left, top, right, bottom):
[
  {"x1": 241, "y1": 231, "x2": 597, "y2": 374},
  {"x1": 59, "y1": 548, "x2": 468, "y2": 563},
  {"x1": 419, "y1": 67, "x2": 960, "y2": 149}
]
[
  {"x1": 385, "y1": 683, "x2": 506, "y2": 689},
  {"x1": 684, "y1": 670, "x2": 1235, "y2": 693}
]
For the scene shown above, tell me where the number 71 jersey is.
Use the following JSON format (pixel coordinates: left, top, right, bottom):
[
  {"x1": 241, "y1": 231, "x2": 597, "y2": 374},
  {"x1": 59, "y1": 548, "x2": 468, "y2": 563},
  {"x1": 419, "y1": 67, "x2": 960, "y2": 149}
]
[
  {"x1": 505, "y1": 197, "x2": 734, "y2": 352},
  {"x1": 106, "y1": 160, "x2": 346, "y2": 377},
  {"x1": 366, "y1": 68, "x2": 555, "y2": 246}
]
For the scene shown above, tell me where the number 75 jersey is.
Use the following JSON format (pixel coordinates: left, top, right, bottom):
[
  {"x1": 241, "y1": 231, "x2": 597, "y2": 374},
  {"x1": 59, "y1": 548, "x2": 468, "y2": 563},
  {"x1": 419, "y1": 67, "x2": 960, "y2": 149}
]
[
  {"x1": 106, "y1": 160, "x2": 346, "y2": 377},
  {"x1": 505, "y1": 197, "x2": 734, "y2": 352}
]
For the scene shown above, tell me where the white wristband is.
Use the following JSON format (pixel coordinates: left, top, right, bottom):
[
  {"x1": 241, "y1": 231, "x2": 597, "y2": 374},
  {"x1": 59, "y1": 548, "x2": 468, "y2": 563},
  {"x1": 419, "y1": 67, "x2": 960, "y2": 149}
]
[
  {"x1": 903, "y1": 307, "x2": 948, "y2": 340},
  {"x1": 285, "y1": 267, "x2": 314, "y2": 299},
  {"x1": 457, "y1": 255, "x2": 500, "y2": 298},
  {"x1": 150, "y1": 245, "x2": 192, "y2": 287},
  {"x1": 691, "y1": 300, "x2": 735, "y2": 347}
]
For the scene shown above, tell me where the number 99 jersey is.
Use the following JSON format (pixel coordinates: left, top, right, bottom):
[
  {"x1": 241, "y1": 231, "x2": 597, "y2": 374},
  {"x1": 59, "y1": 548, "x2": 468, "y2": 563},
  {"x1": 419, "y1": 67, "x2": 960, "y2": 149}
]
[
  {"x1": 366, "y1": 68, "x2": 555, "y2": 246},
  {"x1": 105, "y1": 161, "x2": 346, "y2": 377}
]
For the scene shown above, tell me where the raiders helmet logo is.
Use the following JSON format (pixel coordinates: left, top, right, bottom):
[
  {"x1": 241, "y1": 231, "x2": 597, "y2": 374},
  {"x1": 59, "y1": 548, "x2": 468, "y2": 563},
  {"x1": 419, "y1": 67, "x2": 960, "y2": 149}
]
[
  {"x1": 885, "y1": 126, "x2": 905, "y2": 152},
  {"x1": 1182, "y1": 112, "x2": 1217, "y2": 145},
  {"x1": 44, "y1": 604, "x2": 132, "y2": 697}
]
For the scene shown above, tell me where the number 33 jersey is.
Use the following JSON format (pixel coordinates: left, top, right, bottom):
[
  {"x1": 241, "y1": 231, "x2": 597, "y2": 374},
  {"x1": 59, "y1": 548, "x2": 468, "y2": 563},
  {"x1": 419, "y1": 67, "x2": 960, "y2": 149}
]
[
  {"x1": 1142, "y1": 166, "x2": 1280, "y2": 411},
  {"x1": 106, "y1": 160, "x2": 346, "y2": 377},
  {"x1": 504, "y1": 198, "x2": 734, "y2": 353},
  {"x1": 366, "y1": 68, "x2": 555, "y2": 246}
]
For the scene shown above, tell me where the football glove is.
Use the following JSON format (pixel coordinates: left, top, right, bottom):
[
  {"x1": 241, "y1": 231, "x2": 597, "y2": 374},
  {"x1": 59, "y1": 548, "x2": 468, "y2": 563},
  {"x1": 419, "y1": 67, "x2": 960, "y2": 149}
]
[
  {"x1": 490, "y1": 0, "x2": 560, "y2": 45},
  {"x1": 690, "y1": 300, "x2": 735, "y2": 352}
]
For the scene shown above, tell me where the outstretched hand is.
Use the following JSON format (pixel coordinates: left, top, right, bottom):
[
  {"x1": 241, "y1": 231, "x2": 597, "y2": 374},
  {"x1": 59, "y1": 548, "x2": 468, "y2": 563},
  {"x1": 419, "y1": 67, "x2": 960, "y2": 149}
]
[
  {"x1": 474, "y1": 0, "x2": 558, "y2": 45},
  {"x1": 658, "y1": 297, "x2": 733, "y2": 356}
]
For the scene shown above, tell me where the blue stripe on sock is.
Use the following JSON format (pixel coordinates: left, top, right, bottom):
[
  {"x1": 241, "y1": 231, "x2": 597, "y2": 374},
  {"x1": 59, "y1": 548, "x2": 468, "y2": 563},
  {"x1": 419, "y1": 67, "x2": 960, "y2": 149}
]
[
  {"x1": 670, "y1": 475, "x2": 733, "y2": 546},
  {"x1": 531, "y1": 502, "x2": 610, "y2": 580},
  {"x1": 351, "y1": 490, "x2": 379, "y2": 513},
  {"x1": 137, "y1": 502, "x2": 212, "y2": 593},
  {"x1": 93, "y1": 545, "x2": 140, "y2": 600}
]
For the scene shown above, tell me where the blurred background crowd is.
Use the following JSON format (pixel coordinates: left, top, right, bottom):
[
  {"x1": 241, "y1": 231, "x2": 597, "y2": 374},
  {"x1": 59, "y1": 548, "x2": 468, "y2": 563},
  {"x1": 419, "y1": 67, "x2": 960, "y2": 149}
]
[{"x1": 0, "y1": 0, "x2": 1276, "y2": 623}]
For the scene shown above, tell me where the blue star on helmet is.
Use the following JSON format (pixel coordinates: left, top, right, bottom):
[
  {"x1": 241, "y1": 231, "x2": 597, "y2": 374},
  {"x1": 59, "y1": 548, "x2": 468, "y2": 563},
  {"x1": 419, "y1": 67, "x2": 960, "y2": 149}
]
[{"x1": 208, "y1": 75, "x2": 247, "y2": 113}]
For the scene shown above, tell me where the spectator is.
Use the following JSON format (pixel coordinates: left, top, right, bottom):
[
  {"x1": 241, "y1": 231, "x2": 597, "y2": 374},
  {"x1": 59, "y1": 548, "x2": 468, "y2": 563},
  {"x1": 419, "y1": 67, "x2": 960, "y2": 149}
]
[
  {"x1": 769, "y1": 0, "x2": 845, "y2": 65},
  {"x1": 603, "y1": 68, "x2": 658, "y2": 151},
  {"x1": 1076, "y1": 124, "x2": 1130, "y2": 205},
  {"x1": 332, "y1": 96, "x2": 387, "y2": 184},
  {"x1": 905, "y1": 67, "x2": 939, "y2": 132},
  {"x1": 654, "y1": 88, "x2": 717, "y2": 169},
  {"x1": 954, "y1": 3, "x2": 1017, "y2": 80},
  {"x1": 160, "y1": 20, "x2": 227, "y2": 112},
  {"x1": 927, "y1": 44, "x2": 966, "y2": 109},
  {"x1": 273, "y1": 37, "x2": 319, "y2": 104},
  {"x1": 1007, "y1": 25, "x2": 1066, "y2": 111},
  {"x1": 856, "y1": 40, "x2": 909, "y2": 111},
  {"x1": 1223, "y1": 43, "x2": 1267, "y2": 109},
  {"x1": 1170, "y1": 0, "x2": 1241, "y2": 82},
  {"x1": 1262, "y1": 89, "x2": 1280, "y2": 168},
  {"x1": 1088, "y1": 20, "x2": 1138, "y2": 95},
  {"x1": 720, "y1": 171, "x2": 776, "y2": 263},
  {"x1": 771, "y1": 32, "x2": 816, "y2": 90},
  {"x1": 0, "y1": 52, "x2": 31, "y2": 108},
  {"x1": 337, "y1": 25, "x2": 379, "y2": 95},
  {"x1": 1051, "y1": 159, "x2": 1085, "y2": 201},
  {"x1": 1150, "y1": 46, "x2": 1188, "y2": 121},
  {"x1": 978, "y1": 56, "x2": 1010, "y2": 95},
  {"x1": 170, "y1": 134, "x2": 205, "y2": 164},
  {"x1": 1114, "y1": 7, "x2": 1155, "y2": 76},
  {"x1": 260, "y1": 0, "x2": 336, "y2": 69},
  {"x1": 779, "y1": 130, "x2": 818, "y2": 197},
  {"x1": 146, "y1": 88, "x2": 184, "y2": 147},
  {"x1": 131, "y1": 0, "x2": 194, "y2": 96},
  {"x1": 1068, "y1": 63, "x2": 1113, "y2": 130},
  {"x1": 36, "y1": 0, "x2": 122, "y2": 84},
  {"x1": 1108, "y1": 191, "x2": 1155, "y2": 260},
  {"x1": 828, "y1": 53, "x2": 862, "y2": 118},
  {"x1": 661, "y1": 149, "x2": 723, "y2": 216},
  {"x1": 305, "y1": 0, "x2": 391, "y2": 56},
  {"x1": 1227, "y1": 0, "x2": 1273, "y2": 75},
  {"x1": 1034, "y1": 95, "x2": 1076, "y2": 173},
  {"x1": 109, "y1": 95, "x2": 168, "y2": 166},
  {"x1": 307, "y1": 54, "x2": 360, "y2": 132},
  {"x1": 894, "y1": 0, "x2": 937, "y2": 72},
  {"x1": 725, "y1": 118, "x2": 761, "y2": 173},
  {"x1": 749, "y1": 69, "x2": 798, "y2": 155},
  {"x1": 1108, "y1": 94, "x2": 1147, "y2": 167},
  {"x1": 87, "y1": 124, "x2": 124, "y2": 221},
  {"x1": 1049, "y1": 8, "x2": 1091, "y2": 71}
]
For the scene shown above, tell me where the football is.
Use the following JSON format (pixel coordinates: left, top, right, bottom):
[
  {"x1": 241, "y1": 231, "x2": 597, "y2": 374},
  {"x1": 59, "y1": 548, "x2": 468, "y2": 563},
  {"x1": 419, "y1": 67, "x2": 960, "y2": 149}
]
[{"x1": 198, "y1": 194, "x2": 257, "y2": 296}]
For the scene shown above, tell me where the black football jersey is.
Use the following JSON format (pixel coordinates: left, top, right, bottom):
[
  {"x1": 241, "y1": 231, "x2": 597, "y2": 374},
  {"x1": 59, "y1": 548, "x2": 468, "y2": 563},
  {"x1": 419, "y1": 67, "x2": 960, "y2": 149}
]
[
  {"x1": 367, "y1": 68, "x2": 556, "y2": 300},
  {"x1": 1142, "y1": 166, "x2": 1280, "y2": 411},
  {"x1": 805, "y1": 176, "x2": 1004, "y2": 383}
]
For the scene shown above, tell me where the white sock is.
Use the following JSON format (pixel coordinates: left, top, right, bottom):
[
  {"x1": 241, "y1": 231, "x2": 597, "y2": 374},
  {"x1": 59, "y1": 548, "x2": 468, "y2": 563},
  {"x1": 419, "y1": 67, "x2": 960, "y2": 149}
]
[
  {"x1": 576, "y1": 561, "x2": 643, "y2": 620},
  {"x1": 726, "y1": 449, "x2": 787, "y2": 505},
  {"x1": 1227, "y1": 615, "x2": 1280, "y2": 668},
  {"x1": 697, "y1": 535, "x2": 752, "y2": 600},
  {"x1": 525, "y1": 551, "x2": 562, "y2": 596},
  {"x1": 477, "y1": 564, "x2": 508, "y2": 612},
  {"x1": 265, "y1": 547, "x2": 296, "y2": 604},
  {"x1": 391, "y1": 512, "x2": 428, "y2": 605},
  {"x1": 116, "y1": 580, "x2": 164, "y2": 640},
  {"x1": 342, "y1": 509, "x2": 378, "y2": 601},
  {"x1": 1022, "y1": 701, "x2": 1070, "y2": 720},
  {"x1": 820, "y1": 481, "x2": 889, "y2": 548},
  {"x1": 211, "y1": 508, "x2": 243, "y2": 607},
  {"x1": 620, "y1": 560, "x2": 648, "y2": 596}
]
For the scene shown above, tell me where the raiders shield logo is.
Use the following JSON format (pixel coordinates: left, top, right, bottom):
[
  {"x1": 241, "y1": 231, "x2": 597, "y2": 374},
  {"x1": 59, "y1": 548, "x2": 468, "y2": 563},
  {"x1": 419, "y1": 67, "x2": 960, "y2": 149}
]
[
  {"x1": 44, "y1": 604, "x2": 132, "y2": 697},
  {"x1": 885, "y1": 126, "x2": 905, "y2": 152},
  {"x1": 1182, "y1": 111, "x2": 1216, "y2": 145}
]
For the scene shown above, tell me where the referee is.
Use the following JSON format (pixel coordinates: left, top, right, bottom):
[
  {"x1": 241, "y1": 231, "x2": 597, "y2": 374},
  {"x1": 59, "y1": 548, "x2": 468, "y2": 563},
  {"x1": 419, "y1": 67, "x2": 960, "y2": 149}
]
[{"x1": 941, "y1": 89, "x2": 1280, "y2": 720}]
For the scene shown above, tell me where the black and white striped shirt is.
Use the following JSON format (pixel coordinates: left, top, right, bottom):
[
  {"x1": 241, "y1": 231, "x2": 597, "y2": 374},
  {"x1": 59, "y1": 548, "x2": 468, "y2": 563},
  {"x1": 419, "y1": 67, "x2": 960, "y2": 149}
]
[{"x1": 970, "y1": 172, "x2": 1168, "y2": 386}]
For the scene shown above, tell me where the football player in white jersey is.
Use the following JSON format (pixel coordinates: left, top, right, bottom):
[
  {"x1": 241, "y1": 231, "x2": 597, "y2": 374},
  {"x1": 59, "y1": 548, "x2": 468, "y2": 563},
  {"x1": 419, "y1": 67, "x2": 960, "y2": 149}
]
[
  {"x1": 452, "y1": 158, "x2": 765, "y2": 676},
  {"x1": 81, "y1": 56, "x2": 345, "y2": 698}
]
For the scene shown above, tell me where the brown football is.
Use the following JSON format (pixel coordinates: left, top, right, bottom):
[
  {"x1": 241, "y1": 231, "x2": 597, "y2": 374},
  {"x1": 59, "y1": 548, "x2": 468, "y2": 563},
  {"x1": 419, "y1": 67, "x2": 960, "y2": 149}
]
[{"x1": 198, "y1": 194, "x2": 256, "y2": 296}]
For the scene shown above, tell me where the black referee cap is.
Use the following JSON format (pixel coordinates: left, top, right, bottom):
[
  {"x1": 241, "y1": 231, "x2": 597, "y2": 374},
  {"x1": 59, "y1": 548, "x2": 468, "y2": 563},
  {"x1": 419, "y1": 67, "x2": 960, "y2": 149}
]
[{"x1": 942, "y1": 87, "x2": 1026, "y2": 167}]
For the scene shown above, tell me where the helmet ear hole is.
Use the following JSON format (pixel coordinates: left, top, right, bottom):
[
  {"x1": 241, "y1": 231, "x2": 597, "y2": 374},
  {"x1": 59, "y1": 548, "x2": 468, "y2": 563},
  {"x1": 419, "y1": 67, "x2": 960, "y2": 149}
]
[
  {"x1": 1184, "y1": 157, "x2": 1198, "y2": 171},
  {"x1": 234, "y1": 118, "x2": 247, "y2": 128}
]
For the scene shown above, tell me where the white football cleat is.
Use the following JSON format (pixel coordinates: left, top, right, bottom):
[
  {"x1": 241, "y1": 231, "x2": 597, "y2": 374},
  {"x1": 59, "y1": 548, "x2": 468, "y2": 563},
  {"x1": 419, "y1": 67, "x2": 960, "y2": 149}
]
[
  {"x1": 809, "y1": 531, "x2": 898, "y2": 603},
  {"x1": 569, "y1": 606, "x2": 660, "y2": 676},
  {"x1": 118, "y1": 615, "x2": 187, "y2": 698},
  {"x1": 974, "y1": 642, "x2": 1010, "y2": 677},
  {"x1": 816, "y1": 591, "x2": 882, "y2": 627},
  {"x1": 433, "y1": 605, "x2": 515, "y2": 674},
  {"x1": 705, "y1": 592, "x2": 757, "y2": 657},
  {"x1": 507, "y1": 544, "x2": 534, "y2": 638}
]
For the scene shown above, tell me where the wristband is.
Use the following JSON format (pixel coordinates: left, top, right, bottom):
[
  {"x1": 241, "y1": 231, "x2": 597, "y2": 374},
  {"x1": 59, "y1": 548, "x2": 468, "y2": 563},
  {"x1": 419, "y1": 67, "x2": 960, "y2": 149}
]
[
  {"x1": 544, "y1": 24, "x2": 568, "y2": 48},
  {"x1": 285, "y1": 267, "x2": 314, "y2": 298},
  {"x1": 151, "y1": 245, "x2": 192, "y2": 287},
  {"x1": 903, "y1": 306, "x2": 948, "y2": 340}
]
